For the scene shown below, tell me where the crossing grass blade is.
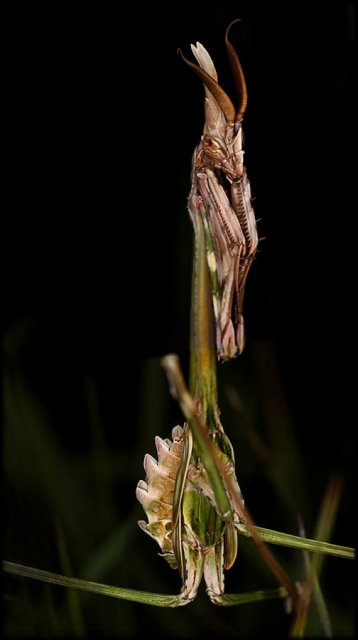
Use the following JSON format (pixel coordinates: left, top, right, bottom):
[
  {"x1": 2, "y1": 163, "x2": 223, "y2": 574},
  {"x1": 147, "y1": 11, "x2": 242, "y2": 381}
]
[
  {"x1": 236, "y1": 526, "x2": 355, "y2": 560},
  {"x1": 3, "y1": 561, "x2": 288, "y2": 608}
]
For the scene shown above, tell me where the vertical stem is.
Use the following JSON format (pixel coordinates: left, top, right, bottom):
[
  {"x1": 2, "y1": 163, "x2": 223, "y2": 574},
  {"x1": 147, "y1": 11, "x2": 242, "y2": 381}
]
[
  {"x1": 188, "y1": 197, "x2": 218, "y2": 432},
  {"x1": 186, "y1": 191, "x2": 299, "y2": 605}
]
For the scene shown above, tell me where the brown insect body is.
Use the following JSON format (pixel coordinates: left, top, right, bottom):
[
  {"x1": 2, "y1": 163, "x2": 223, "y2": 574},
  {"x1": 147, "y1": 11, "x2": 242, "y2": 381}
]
[{"x1": 181, "y1": 22, "x2": 258, "y2": 360}]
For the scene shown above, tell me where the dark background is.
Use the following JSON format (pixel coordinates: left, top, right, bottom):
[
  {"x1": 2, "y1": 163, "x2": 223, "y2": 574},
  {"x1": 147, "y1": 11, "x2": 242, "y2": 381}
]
[{"x1": 4, "y1": 1, "x2": 354, "y2": 636}]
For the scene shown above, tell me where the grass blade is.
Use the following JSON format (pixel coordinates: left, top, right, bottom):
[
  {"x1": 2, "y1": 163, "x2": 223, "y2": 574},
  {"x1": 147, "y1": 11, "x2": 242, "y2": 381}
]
[
  {"x1": 4, "y1": 561, "x2": 289, "y2": 609},
  {"x1": 3, "y1": 561, "x2": 188, "y2": 608},
  {"x1": 236, "y1": 525, "x2": 355, "y2": 559},
  {"x1": 219, "y1": 586, "x2": 287, "y2": 607}
]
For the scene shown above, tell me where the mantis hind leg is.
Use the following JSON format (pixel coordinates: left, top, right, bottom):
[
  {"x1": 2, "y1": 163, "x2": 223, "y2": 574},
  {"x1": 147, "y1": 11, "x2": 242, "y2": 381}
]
[
  {"x1": 203, "y1": 541, "x2": 226, "y2": 605},
  {"x1": 176, "y1": 546, "x2": 204, "y2": 604}
]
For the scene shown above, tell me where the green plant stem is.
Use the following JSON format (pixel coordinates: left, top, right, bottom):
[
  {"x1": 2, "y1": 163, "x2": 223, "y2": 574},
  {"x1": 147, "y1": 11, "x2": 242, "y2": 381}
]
[
  {"x1": 3, "y1": 561, "x2": 186, "y2": 608},
  {"x1": 189, "y1": 197, "x2": 218, "y2": 424},
  {"x1": 161, "y1": 354, "x2": 232, "y2": 519},
  {"x1": 237, "y1": 525, "x2": 355, "y2": 559},
  {"x1": 219, "y1": 586, "x2": 287, "y2": 607},
  {"x1": 3, "y1": 561, "x2": 287, "y2": 608}
]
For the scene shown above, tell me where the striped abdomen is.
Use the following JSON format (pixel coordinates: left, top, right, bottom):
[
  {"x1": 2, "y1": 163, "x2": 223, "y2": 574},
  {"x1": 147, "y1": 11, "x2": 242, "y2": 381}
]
[{"x1": 136, "y1": 425, "x2": 184, "y2": 568}]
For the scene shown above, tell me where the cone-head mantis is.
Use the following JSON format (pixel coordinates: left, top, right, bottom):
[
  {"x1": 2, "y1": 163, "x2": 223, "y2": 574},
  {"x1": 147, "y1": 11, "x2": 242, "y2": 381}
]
[
  {"x1": 180, "y1": 20, "x2": 258, "y2": 361},
  {"x1": 137, "y1": 419, "x2": 243, "y2": 605}
]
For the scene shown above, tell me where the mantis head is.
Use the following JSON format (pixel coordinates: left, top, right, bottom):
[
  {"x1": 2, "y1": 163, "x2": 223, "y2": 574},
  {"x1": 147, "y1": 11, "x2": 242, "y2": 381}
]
[{"x1": 179, "y1": 20, "x2": 248, "y2": 181}]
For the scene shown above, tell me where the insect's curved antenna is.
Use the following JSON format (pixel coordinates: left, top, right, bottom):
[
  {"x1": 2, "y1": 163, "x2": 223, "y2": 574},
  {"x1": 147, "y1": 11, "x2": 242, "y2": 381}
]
[
  {"x1": 178, "y1": 48, "x2": 236, "y2": 124},
  {"x1": 225, "y1": 19, "x2": 248, "y2": 122}
]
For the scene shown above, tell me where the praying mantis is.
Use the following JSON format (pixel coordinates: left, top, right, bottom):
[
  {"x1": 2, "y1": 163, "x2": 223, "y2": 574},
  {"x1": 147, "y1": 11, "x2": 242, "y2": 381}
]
[
  {"x1": 181, "y1": 21, "x2": 258, "y2": 361},
  {"x1": 4, "y1": 20, "x2": 354, "y2": 627}
]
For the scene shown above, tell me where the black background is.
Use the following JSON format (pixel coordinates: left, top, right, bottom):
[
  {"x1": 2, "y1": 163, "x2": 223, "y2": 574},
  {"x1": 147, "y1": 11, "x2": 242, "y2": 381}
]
[
  {"x1": 5, "y1": 0, "x2": 354, "y2": 464},
  {"x1": 4, "y1": 1, "x2": 355, "y2": 636}
]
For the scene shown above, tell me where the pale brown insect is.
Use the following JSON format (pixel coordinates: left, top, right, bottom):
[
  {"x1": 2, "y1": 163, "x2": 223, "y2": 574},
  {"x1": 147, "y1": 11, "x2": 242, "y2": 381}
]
[{"x1": 180, "y1": 20, "x2": 258, "y2": 360}]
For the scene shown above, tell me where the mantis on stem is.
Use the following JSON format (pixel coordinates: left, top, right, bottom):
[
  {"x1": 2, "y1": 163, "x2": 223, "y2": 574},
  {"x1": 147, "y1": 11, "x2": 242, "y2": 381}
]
[{"x1": 4, "y1": 21, "x2": 355, "y2": 619}]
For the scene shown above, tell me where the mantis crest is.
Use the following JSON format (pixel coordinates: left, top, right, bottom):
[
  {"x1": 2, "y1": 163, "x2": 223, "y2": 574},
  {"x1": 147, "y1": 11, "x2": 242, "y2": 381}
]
[{"x1": 137, "y1": 21, "x2": 259, "y2": 605}]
